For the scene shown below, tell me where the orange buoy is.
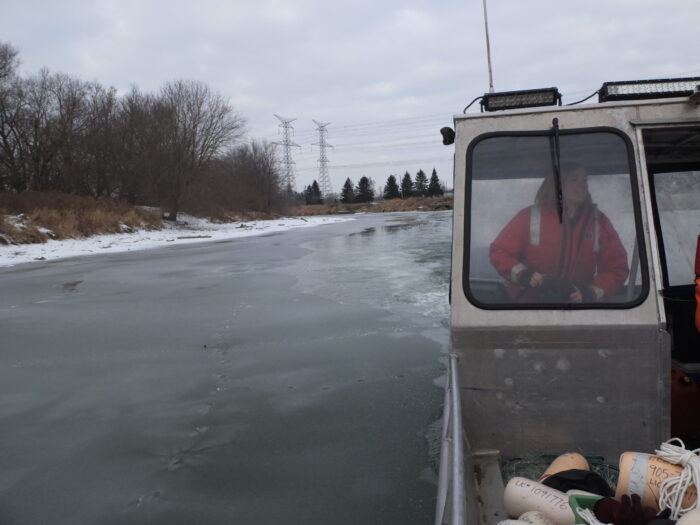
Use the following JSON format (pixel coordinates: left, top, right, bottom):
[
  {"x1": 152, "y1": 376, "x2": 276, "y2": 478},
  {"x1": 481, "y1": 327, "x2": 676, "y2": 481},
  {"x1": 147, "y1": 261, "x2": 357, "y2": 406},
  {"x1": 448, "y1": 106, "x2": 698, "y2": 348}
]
[
  {"x1": 616, "y1": 452, "x2": 697, "y2": 511},
  {"x1": 539, "y1": 453, "x2": 590, "y2": 481}
]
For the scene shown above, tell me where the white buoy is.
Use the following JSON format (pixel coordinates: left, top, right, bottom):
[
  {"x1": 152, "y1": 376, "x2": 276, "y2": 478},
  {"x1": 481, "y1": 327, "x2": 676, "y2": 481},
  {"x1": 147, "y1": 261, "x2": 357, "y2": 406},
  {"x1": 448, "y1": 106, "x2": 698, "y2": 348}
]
[
  {"x1": 519, "y1": 510, "x2": 559, "y2": 525},
  {"x1": 503, "y1": 477, "x2": 576, "y2": 525},
  {"x1": 677, "y1": 508, "x2": 700, "y2": 525}
]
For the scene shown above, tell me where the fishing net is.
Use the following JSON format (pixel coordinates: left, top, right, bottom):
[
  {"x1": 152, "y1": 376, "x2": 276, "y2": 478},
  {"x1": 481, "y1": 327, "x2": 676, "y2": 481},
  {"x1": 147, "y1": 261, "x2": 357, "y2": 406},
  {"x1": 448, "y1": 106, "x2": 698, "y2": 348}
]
[{"x1": 501, "y1": 454, "x2": 619, "y2": 489}]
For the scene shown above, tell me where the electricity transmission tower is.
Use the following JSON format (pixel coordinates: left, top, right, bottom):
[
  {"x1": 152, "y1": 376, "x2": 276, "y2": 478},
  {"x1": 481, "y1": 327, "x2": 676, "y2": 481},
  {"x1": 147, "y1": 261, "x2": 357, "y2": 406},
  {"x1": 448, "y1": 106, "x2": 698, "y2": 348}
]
[
  {"x1": 312, "y1": 120, "x2": 333, "y2": 199},
  {"x1": 273, "y1": 114, "x2": 300, "y2": 192}
]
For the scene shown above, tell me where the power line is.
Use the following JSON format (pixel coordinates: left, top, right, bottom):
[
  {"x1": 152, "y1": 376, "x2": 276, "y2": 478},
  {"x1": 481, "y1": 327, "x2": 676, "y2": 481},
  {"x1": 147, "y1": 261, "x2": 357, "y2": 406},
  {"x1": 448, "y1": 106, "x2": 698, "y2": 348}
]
[
  {"x1": 333, "y1": 133, "x2": 440, "y2": 148},
  {"x1": 296, "y1": 155, "x2": 449, "y2": 172},
  {"x1": 262, "y1": 112, "x2": 451, "y2": 141}
]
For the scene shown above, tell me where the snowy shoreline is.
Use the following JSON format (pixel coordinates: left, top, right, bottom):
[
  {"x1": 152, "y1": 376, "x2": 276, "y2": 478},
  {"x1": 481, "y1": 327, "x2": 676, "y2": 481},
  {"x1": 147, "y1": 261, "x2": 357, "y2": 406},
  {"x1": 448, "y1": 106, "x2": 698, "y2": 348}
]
[{"x1": 0, "y1": 214, "x2": 353, "y2": 268}]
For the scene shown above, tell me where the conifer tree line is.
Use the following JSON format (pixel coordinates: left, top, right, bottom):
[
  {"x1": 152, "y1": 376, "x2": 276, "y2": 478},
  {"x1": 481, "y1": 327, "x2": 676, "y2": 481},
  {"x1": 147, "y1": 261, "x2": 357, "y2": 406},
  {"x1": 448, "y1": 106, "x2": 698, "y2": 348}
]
[
  {"x1": 299, "y1": 175, "x2": 376, "y2": 205},
  {"x1": 337, "y1": 176, "x2": 375, "y2": 204},
  {"x1": 390, "y1": 168, "x2": 444, "y2": 199},
  {"x1": 0, "y1": 42, "x2": 286, "y2": 220},
  {"x1": 303, "y1": 180, "x2": 323, "y2": 205},
  {"x1": 304, "y1": 169, "x2": 443, "y2": 206}
]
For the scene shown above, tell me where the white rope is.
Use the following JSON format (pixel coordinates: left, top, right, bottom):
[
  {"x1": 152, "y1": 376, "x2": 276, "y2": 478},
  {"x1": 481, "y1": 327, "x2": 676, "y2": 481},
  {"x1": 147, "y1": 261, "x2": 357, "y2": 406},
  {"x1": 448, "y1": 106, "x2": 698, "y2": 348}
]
[
  {"x1": 576, "y1": 507, "x2": 610, "y2": 525},
  {"x1": 655, "y1": 438, "x2": 700, "y2": 520}
]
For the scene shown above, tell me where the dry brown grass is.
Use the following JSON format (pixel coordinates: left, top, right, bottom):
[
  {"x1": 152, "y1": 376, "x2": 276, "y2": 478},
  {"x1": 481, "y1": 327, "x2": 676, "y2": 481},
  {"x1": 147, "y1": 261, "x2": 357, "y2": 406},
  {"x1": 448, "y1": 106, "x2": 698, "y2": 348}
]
[
  {"x1": 0, "y1": 191, "x2": 163, "y2": 245},
  {"x1": 290, "y1": 196, "x2": 453, "y2": 216},
  {"x1": 0, "y1": 217, "x2": 48, "y2": 245}
]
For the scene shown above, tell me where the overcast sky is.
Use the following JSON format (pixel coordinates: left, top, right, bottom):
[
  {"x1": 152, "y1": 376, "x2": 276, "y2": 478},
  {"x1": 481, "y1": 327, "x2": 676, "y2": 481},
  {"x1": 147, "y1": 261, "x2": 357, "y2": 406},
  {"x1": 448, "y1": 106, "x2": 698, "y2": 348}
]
[{"x1": 2, "y1": 0, "x2": 699, "y2": 192}]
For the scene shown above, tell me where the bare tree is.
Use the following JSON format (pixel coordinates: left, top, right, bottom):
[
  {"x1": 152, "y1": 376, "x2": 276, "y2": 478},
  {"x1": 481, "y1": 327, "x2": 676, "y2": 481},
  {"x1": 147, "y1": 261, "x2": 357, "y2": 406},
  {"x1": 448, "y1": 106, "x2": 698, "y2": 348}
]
[
  {"x1": 187, "y1": 140, "x2": 282, "y2": 217},
  {"x1": 0, "y1": 42, "x2": 23, "y2": 191},
  {"x1": 113, "y1": 87, "x2": 173, "y2": 205},
  {"x1": 78, "y1": 82, "x2": 119, "y2": 197},
  {"x1": 158, "y1": 80, "x2": 246, "y2": 220},
  {"x1": 0, "y1": 77, "x2": 24, "y2": 191},
  {"x1": 50, "y1": 72, "x2": 89, "y2": 193},
  {"x1": 16, "y1": 69, "x2": 59, "y2": 191},
  {"x1": 0, "y1": 46, "x2": 287, "y2": 220},
  {"x1": 113, "y1": 86, "x2": 148, "y2": 203},
  {"x1": 0, "y1": 41, "x2": 19, "y2": 83},
  {"x1": 231, "y1": 140, "x2": 282, "y2": 212}
]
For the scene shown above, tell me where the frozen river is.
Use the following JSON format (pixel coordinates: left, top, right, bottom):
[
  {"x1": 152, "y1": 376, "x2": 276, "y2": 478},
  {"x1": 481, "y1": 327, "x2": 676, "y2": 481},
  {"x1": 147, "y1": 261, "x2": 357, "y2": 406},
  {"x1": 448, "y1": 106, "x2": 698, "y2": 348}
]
[{"x1": 0, "y1": 211, "x2": 451, "y2": 524}]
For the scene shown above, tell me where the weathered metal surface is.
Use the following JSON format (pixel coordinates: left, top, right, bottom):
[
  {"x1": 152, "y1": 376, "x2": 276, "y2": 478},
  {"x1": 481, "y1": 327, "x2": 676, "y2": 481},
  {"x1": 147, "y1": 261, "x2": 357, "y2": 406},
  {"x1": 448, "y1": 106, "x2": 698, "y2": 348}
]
[{"x1": 452, "y1": 325, "x2": 671, "y2": 463}]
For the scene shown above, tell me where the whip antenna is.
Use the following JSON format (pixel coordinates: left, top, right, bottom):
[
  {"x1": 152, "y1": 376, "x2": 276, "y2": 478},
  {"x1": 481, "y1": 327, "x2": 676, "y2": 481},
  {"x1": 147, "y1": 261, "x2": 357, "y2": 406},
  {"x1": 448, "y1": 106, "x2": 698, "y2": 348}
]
[{"x1": 482, "y1": 0, "x2": 495, "y2": 93}]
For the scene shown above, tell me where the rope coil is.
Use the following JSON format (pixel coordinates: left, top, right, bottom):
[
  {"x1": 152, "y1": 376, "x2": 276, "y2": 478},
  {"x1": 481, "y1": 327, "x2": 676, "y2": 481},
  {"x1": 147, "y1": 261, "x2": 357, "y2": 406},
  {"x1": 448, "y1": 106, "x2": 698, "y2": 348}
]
[
  {"x1": 577, "y1": 507, "x2": 610, "y2": 525},
  {"x1": 655, "y1": 438, "x2": 700, "y2": 520}
]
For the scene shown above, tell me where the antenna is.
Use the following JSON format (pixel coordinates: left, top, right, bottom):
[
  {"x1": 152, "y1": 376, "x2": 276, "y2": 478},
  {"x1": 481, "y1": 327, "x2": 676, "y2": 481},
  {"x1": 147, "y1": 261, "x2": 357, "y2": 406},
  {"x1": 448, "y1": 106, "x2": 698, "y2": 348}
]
[
  {"x1": 273, "y1": 114, "x2": 300, "y2": 193},
  {"x1": 312, "y1": 120, "x2": 333, "y2": 199},
  {"x1": 482, "y1": 0, "x2": 495, "y2": 93}
]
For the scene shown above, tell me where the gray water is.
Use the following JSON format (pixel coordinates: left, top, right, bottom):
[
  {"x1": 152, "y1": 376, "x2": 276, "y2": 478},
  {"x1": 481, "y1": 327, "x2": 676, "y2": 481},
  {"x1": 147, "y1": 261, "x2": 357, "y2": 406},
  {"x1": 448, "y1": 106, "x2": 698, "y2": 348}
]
[{"x1": 0, "y1": 211, "x2": 451, "y2": 525}]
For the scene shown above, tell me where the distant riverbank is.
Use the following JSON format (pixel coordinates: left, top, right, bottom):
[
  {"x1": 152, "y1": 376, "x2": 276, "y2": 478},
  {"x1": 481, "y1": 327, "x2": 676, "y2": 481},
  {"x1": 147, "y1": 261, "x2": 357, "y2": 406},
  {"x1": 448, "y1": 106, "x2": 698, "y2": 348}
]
[
  {"x1": 290, "y1": 196, "x2": 453, "y2": 216},
  {"x1": 0, "y1": 191, "x2": 451, "y2": 252},
  {"x1": 0, "y1": 213, "x2": 352, "y2": 267}
]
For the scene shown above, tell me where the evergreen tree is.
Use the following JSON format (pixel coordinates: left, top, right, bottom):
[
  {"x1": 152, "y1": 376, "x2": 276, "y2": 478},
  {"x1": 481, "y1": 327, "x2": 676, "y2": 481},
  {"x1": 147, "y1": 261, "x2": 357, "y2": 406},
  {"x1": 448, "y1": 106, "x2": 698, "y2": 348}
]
[
  {"x1": 414, "y1": 169, "x2": 428, "y2": 196},
  {"x1": 285, "y1": 183, "x2": 296, "y2": 200},
  {"x1": 383, "y1": 174, "x2": 400, "y2": 200},
  {"x1": 304, "y1": 180, "x2": 323, "y2": 205},
  {"x1": 400, "y1": 171, "x2": 414, "y2": 198},
  {"x1": 355, "y1": 176, "x2": 375, "y2": 203},
  {"x1": 341, "y1": 178, "x2": 355, "y2": 204},
  {"x1": 427, "y1": 168, "x2": 444, "y2": 197}
]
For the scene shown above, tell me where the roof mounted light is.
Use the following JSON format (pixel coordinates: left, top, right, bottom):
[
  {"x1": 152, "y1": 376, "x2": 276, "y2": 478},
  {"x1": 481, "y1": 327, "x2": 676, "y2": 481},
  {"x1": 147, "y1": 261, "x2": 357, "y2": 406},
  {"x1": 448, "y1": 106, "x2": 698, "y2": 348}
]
[
  {"x1": 598, "y1": 77, "x2": 700, "y2": 102},
  {"x1": 480, "y1": 87, "x2": 561, "y2": 112}
]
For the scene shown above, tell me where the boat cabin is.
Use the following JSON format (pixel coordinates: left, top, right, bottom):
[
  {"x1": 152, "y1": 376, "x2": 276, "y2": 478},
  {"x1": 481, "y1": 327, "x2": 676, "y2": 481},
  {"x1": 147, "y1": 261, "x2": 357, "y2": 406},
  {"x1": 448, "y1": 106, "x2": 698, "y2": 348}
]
[{"x1": 436, "y1": 78, "x2": 700, "y2": 525}]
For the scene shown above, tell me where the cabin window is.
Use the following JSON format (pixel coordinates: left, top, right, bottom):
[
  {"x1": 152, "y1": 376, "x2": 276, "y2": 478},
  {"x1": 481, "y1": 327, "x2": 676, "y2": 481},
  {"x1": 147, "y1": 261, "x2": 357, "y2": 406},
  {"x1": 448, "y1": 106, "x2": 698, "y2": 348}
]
[
  {"x1": 644, "y1": 126, "x2": 700, "y2": 363},
  {"x1": 644, "y1": 127, "x2": 700, "y2": 288},
  {"x1": 651, "y1": 170, "x2": 700, "y2": 286},
  {"x1": 465, "y1": 129, "x2": 647, "y2": 308}
]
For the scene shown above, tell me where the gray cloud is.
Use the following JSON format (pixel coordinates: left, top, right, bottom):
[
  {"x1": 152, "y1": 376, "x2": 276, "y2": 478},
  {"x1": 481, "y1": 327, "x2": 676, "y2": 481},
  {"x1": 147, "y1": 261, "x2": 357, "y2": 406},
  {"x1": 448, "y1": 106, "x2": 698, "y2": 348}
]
[{"x1": 2, "y1": 0, "x2": 698, "y2": 191}]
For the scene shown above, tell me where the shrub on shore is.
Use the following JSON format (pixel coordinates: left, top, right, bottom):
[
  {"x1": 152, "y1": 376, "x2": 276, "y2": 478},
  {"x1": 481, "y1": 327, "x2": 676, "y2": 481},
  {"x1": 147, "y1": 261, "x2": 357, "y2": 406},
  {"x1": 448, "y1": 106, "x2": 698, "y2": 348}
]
[{"x1": 0, "y1": 192, "x2": 162, "y2": 245}]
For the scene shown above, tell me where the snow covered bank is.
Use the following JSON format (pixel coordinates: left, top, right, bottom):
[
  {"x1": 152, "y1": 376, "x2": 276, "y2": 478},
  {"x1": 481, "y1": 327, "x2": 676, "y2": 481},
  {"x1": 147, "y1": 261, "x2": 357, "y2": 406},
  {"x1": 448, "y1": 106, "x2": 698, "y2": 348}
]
[{"x1": 0, "y1": 214, "x2": 353, "y2": 268}]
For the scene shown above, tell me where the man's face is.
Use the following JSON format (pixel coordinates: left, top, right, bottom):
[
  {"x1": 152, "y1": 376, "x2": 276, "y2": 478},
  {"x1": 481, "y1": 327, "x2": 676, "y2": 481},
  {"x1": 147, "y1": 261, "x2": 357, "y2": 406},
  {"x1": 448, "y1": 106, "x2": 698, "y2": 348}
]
[{"x1": 562, "y1": 167, "x2": 588, "y2": 207}]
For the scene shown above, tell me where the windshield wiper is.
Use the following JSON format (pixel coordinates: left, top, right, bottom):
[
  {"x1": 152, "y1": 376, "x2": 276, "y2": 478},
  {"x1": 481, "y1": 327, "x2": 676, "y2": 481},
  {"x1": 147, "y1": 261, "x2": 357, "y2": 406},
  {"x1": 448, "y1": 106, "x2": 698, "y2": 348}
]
[{"x1": 550, "y1": 117, "x2": 564, "y2": 223}]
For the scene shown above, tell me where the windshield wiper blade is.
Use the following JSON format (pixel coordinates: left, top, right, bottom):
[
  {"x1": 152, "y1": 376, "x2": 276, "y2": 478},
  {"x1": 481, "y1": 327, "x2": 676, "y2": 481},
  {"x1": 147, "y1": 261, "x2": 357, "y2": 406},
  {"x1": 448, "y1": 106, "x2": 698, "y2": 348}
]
[{"x1": 551, "y1": 117, "x2": 564, "y2": 223}]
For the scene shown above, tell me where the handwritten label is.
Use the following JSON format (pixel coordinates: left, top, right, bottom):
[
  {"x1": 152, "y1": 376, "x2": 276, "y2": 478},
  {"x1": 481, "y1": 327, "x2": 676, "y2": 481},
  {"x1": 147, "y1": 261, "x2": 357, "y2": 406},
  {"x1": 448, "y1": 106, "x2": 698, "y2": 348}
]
[
  {"x1": 619, "y1": 453, "x2": 697, "y2": 508},
  {"x1": 513, "y1": 479, "x2": 570, "y2": 510}
]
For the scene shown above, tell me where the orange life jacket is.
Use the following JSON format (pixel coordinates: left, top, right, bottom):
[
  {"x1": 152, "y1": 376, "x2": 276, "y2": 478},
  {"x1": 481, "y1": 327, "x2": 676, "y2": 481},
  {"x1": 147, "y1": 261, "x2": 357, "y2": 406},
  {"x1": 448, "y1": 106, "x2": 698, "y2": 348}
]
[{"x1": 489, "y1": 202, "x2": 629, "y2": 300}]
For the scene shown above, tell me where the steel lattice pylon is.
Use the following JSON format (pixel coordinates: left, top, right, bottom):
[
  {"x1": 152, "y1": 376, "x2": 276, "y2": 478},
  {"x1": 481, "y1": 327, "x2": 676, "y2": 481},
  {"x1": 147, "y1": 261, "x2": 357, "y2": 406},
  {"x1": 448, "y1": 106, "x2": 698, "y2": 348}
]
[
  {"x1": 273, "y1": 114, "x2": 300, "y2": 193},
  {"x1": 312, "y1": 120, "x2": 333, "y2": 199}
]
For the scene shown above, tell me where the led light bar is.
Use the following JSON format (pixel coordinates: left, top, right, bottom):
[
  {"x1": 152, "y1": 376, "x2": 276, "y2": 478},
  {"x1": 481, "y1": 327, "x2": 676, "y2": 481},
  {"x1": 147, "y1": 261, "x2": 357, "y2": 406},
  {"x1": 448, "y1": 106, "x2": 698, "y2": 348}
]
[
  {"x1": 481, "y1": 87, "x2": 561, "y2": 112},
  {"x1": 599, "y1": 77, "x2": 700, "y2": 102}
]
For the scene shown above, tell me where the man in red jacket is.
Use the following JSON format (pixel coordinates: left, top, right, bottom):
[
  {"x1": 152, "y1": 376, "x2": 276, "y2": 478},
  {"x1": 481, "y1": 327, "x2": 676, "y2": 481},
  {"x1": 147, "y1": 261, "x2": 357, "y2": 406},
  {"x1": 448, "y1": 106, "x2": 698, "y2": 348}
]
[{"x1": 490, "y1": 163, "x2": 629, "y2": 303}]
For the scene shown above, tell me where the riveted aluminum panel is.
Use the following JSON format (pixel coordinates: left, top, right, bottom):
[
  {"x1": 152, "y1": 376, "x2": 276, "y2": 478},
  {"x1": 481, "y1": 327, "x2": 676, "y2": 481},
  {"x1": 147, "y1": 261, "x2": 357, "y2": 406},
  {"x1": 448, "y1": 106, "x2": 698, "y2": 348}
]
[{"x1": 453, "y1": 326, "x2": 670, "y2": 463}]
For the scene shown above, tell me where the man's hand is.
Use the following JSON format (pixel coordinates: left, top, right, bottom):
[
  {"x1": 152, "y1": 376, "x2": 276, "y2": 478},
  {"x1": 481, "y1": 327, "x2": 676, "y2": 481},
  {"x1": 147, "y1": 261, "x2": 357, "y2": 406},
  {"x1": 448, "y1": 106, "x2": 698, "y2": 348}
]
[
  {"x1": 569, "y1": 285, "x2": 583, "y2": 303},
  {"x1": 529, "y1": 271, "x2": 544, "y2": 287}
]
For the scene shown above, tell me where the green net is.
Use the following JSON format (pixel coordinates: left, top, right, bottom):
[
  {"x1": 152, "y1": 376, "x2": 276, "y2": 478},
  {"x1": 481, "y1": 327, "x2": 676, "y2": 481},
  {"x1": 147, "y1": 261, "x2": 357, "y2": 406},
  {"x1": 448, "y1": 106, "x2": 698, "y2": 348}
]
[{"x1": 501, "y1": 454, "x2": 619, "y2": 490}]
